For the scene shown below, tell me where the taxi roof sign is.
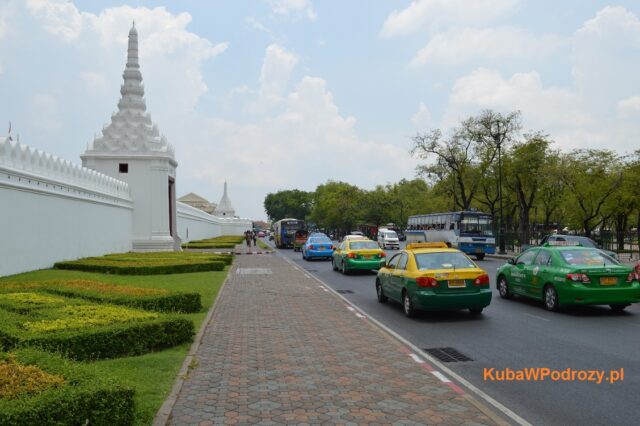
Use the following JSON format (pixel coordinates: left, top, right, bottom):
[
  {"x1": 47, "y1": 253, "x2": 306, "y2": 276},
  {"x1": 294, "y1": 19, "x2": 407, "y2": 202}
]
[
  {"x1": 406, "y1": 242, "x2": 449, "y2": 250},
  {"x1": 544, "y1": 240, "x2": 581, "y2": 247}
]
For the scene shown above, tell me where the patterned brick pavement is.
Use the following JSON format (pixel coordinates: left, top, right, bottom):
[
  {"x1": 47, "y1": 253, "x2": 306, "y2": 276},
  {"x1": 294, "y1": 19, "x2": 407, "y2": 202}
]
[{"x1": 164, "y1": 251, "x2": 505, "y2": 426}]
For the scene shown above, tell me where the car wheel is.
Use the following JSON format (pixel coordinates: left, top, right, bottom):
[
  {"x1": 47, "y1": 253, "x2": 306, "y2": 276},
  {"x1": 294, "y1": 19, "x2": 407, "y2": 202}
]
[
  {"x1": 543, "y1": 285, "x2": 559, "y2": 311},
  {"x1": 497, "y1": 275, "x2": 512, "y2": 299},
  {"x1": 610, "y1": 304, "x2": 628, "y2": 312},
  {"x1": 376, "y1": 280, "x2": 388, "y2": 304},
  {"x1": 402, "y1": 291, "x2": 415, "y2": 318},
  {"x1": 469, "y1": 307, "x2": 483, "y2": 315},
  {"x1": 341, "y1": 260, "x2": 349, "y2": 275}
]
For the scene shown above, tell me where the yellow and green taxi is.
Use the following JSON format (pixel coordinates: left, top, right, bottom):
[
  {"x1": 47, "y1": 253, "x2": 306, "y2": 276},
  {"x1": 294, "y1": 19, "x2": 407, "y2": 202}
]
[
  {"x1": 376, "y1": 243, "x2": 492, "y2": 317},
  {"x1": 332, "y1": 238, "x2": 386, "y2": 274},
  {"x1": 496, "y1": 242, "x2": 640, "y2": 312}
]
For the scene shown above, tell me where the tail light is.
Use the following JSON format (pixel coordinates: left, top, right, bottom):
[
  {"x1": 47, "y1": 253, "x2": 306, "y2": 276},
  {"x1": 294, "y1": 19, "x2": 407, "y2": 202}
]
[
  {"x1": 347, "y1": 252, "x2": 356, "y2": 259},
  {"x1": 626, "y1": 272, "x2": 639, "y2": 283},
  {"x1": 566, "y1": 273, "x2": 590, "y2": 283},
  {"x1": 416, "y1": 276, "x2": 438, "y2": 287},
  {"x1": 330, "y1": 245, "x2": 335, "y2": 250},
  {"x1": 473, "y1": 274, "x2": 490, "y2": 286},
  {"x1": 378, "y1": 252, "x2": 386, "y2": 258},
  {"x1": 309, "y1": 245, "x2": 315, "y2": 250}
]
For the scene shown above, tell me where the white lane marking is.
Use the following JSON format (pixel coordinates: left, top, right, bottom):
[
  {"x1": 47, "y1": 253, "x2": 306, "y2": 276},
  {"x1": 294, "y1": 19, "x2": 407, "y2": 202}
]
[
  {"x1": 304, "y1": 274, "x2": 310, "y2": 278},
  {"x1": 409, "y1": 353, "x2": 425, "y2": 364},
  {"x1": 322, "y1": 288, "x2": 329, "y2": 292},
  {"x1": 346, "y1": 306, "x2": 355, "y2": 312},
  {"x1": 432, "y1": 371, "x2": 451, "y2": 383},
  {"x1": 355, "y1": 312, "x2": 366, "y2": 319},
  {"x1": 524, "y1": 313, "x2": 551, "y2": 322},
  {"x1": 275, "y1": 251, "x2": 529, "y2": 426}
]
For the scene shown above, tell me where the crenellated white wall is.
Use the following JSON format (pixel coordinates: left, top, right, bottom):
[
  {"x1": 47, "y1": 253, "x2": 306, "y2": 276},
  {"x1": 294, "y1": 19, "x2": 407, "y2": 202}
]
[
  {"x1": 0, "y1": 138, "x2": 133, "y2": 277},
  {"x1": 177, "y1": 201, "x2": 252, "y2": 242}
]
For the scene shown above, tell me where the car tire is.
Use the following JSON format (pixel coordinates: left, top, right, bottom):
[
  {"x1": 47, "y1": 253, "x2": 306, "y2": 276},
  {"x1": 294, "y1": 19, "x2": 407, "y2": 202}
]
[
  {"x1": 341, "y1": 260, "x2": 349, "y2": 275},
  {"x1": 543, "y1": 285, "x2": 559, "y2": 311},
  {"x1": 376, "y1": 280, "x2": 388, "y2": 303},
  {"x1": 402, "y1": 291, "x2": 415, "y2": 318},
  {"x1": 497, "y1": 275, "x2": 512, "y2": 299},
  {"x1": 610, "y1": 304, "x2": 628, "y2": 312},
  {"x1": 469, "y1": 307, "x2": 483, "y2": 315}
]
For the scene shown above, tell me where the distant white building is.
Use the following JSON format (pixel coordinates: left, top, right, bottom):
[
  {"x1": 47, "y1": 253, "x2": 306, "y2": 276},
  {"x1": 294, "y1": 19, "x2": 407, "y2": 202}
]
[
  {"x1": 178, "y1": 192, "x2": 216, "y2": 214},
  {"x1": 214, "y1": 181, "x2": 236, "y2": 218}
]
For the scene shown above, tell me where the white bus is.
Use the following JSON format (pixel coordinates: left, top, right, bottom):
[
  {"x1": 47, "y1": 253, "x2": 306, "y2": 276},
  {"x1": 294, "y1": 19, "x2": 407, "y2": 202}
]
[{"x1": 406, "y1": 211, "x2": 496, "y2": 260}]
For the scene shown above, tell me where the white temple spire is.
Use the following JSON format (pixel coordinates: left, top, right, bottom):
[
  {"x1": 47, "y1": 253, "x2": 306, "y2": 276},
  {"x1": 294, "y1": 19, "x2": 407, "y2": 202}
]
[{"x1": 214, "y1": 181, "x2": 236, "y2": 217}]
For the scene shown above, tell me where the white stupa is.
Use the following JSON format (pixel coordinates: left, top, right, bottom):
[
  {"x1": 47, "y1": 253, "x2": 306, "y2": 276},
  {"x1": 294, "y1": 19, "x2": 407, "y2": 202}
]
[
  {"x1": 213, "y1": 181, "x2": 236, "y2": 217},
  {"x1": 82, "y1": 22, "x2": 180, "y2": 251}
]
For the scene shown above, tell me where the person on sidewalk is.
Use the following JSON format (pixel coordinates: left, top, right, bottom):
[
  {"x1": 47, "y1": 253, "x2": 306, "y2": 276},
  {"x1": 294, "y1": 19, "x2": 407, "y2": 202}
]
[
  {"x1": 252, "y1": 231, "x2": 257, "y2": 247},
  {"x1": 245, "y1": 231, "x2": 252, "y2": 247}
]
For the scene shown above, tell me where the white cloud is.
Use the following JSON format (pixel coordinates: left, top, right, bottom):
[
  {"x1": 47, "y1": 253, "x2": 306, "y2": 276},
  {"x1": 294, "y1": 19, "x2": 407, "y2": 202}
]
[
  {"x1": 245, "y1": 16, "x2": 273, "y2": 35},
  {"x1": 411, "y1": 101, "x2": 431, "y2": 128},
  {"x1": 266, "y1": 0, "x2": 316, "y2": 21},
  {"x1": 30, "y1": 93, "x2": 62, "y2": 132},
  {"x1": 409, "y1": 27, "x2": 563, "y2": 68},
  {"x1": 617, "y1": 96, "x2": 640, "y2": 117},
  {"x1": 247, "y1": 44, "x2": 298, "y2": 113},
  {"x1": 27, "y1": 0, "x2": 85, "y2": 41},
  {"x1": 380, "y1": 0, "x2": 517, "y2": 38}
]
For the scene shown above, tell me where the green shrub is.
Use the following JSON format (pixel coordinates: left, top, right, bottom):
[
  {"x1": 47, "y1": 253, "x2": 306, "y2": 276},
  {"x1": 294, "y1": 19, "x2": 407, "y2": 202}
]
[
  {"x1": 53, "y1": 251, "x2": 230, "y2": 275},
  {"x1": 0, "y1": 301, "x2": 194, "y2": 360},
  {"x1": 0, "y1": 349, "x2": 134, "y2": 425},
  {"x1": 2, "y1": 280, "x2": 202, "y2": 313},
  {"x1": 182, "y1": 235, "x2": 244, "y2": 248}
]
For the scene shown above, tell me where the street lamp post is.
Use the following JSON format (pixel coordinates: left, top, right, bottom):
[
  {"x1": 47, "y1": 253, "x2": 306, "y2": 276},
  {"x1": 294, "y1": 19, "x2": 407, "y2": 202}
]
[{"x1": 492, "y1": 121, "x2": 507, "y2": 255}]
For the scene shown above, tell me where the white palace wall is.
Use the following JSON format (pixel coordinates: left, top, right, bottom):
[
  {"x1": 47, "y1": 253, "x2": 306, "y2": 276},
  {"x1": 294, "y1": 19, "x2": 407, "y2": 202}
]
[
  {"x1": 0, "y1": 138, "x2": 133, "y2": 277},
  {"x1": 177, "y1": 202, "x2": 252, "y2": 242},
  {"x1": 0, "y1": 138, "x2": 251, "y2": 277}
]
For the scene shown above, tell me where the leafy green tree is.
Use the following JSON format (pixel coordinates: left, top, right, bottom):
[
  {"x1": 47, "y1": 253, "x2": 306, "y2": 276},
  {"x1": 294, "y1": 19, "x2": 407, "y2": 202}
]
[
  {"x1": 309, "y1": 181, "x2": 364, "y2": 233},
  {"x1": 561, "y1": 149, "x2": 623, "y2": 237},
  {"x1": 263, "y1": 189, "x2": 313, "y2": 222}
]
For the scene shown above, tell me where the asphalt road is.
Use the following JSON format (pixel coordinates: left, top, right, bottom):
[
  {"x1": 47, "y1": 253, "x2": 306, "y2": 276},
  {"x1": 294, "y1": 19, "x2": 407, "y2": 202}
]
[{"x1": 266, "y1": 239, "x2": 640, "y2": 426}]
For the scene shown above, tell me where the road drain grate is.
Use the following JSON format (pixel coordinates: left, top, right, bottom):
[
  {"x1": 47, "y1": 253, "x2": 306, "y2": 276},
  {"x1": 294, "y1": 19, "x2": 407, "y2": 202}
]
[
  {"x1": 423, "y1": 347, "x2": 473, "y2": 362},
  {"x1": 336, "y1": 290, "x2": 354, "y2": 294}
]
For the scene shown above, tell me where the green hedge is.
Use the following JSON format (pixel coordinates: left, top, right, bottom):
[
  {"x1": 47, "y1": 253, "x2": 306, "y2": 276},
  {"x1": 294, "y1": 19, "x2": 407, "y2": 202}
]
[
  {"x1": 53, "y1": 251, "x2": 230, "y2": 275},
  {"x1": 0, "y1": 281, "x2": 202, "y2": 313},
  {"x1": 182, "y1": 235, "x2": 244, "y2": 248},
  {"x1": 0, "y1": 302, "x2": 194, "y2": 360},
  {"x1": 0, "y1": 349, "x2": 134, "y2": 425}
]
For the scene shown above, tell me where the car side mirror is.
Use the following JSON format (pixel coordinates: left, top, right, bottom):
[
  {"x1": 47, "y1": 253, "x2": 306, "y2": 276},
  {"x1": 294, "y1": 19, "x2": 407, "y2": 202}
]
[
  {"x1": 507, "y1": 258, "x2": 515, "y2": 265},
  {"x1": 386, "y1": 261, "x2": 394, "y2": 269}
]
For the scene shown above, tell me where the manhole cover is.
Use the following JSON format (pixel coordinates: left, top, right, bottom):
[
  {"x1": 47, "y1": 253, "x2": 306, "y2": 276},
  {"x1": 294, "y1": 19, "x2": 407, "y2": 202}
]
[
  {"x1": 336, "y1": 290, "x2": 354, "y2": 294},
  {"x1": 423, "y1": 347, "x2": 473, "y2": 362},
  {"x1": 236, "y1": 268, "x2": 272, "y2": 275}
]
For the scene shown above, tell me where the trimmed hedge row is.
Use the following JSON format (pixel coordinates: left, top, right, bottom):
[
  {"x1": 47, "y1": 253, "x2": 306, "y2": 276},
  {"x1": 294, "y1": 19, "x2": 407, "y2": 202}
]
[
  {"x1": 53, "y1": 251, "x2": 231, "y2": 275},
  {"x1": 0, "y1": 349, "x2": 134, "y2": 425},
  {"x1": 0, "y1": 301, "x2": 194, "y2": 360},
  {"x1": 2, "y1": 280, "x2": 202, "y2": 313},
  {"x1": 182, "y1": 235, "x2": 244, "y2": 248}
]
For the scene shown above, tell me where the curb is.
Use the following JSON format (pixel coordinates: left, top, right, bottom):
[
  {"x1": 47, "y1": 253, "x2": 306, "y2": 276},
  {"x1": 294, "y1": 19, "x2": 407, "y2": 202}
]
[{"x1": 152, "y1": 270, "x2": 233, "y2": 426}]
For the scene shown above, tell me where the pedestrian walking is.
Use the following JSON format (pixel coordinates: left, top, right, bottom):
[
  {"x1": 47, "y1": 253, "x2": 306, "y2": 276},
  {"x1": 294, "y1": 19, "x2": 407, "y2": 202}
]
[
  {"x1": 245, "y1": 231, "x2": 252, "y2": 247},
  {"x1": 252, "y1": 231, "x2": 257, "y2": 246}
]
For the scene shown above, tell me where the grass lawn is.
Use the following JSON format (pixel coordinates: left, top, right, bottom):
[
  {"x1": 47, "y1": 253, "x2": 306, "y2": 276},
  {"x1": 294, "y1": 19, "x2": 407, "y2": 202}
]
[
  {"x1": 0, "y1": 267, "x2": 228, "y2": 426},
  {"x1": 256, "y1": 239, "x2": 273, "y2": 251}
]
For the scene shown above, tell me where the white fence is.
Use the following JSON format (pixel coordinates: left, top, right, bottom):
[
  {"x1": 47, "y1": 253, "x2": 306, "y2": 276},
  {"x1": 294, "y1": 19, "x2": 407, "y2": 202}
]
[{"x1": 0, "y1": 138, "x2": 133, "y2": 277}]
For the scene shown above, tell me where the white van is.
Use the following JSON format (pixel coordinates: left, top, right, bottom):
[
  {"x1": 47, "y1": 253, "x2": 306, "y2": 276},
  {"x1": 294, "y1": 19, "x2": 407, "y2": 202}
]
[{"x1": 377, "y1": 228, "x2": 400, "y2": 249}]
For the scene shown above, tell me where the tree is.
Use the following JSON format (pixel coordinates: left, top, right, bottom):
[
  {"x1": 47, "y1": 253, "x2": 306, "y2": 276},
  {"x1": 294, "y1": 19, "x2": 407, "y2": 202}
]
[
  {"x1": 411, "y1": 110, "x2": 520, "y2": 211},
  {"x1": 263, "y1": 190, "x2": 313, "y2": 222},
  {"x1": 309, "y1": 181, "x2": 364, "y2": 233},
  {"x1": 503, "y1": 134, "x2": 552, "y2": 244},
  {"x1": 561, "y1": 149, "x2": 623, "y2": 237}
]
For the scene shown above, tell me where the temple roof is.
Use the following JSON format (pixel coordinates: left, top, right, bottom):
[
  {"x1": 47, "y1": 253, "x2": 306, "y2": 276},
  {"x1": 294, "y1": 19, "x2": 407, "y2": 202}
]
[
  {"x1": 83, "y1": 23, "x2": 174, "y2": 160},
  {"x1": 214, "y1": 182, "x2": 236, "y2": 217}
]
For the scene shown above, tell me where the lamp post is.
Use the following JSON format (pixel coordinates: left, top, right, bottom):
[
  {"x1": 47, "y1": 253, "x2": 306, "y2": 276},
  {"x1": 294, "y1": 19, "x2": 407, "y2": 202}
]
[{"x1": 491, "y1": 121, "x2": 507, "y2": 254}]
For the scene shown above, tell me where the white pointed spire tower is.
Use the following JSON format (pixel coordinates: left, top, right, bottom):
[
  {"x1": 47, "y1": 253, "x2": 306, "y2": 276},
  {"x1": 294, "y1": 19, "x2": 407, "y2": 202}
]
[
  {"x1": 82, "y1": 22, "x2": 180, "y2": 251},
  {"x1": 214, "y1": 181, "x2": 236, "y2": 217}
]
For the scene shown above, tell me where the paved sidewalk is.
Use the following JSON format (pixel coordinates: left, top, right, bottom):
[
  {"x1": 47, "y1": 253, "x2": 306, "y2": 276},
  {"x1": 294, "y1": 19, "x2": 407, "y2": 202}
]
[{"x1": 163, "y1": 251, "x2": 506, "y2": 425}]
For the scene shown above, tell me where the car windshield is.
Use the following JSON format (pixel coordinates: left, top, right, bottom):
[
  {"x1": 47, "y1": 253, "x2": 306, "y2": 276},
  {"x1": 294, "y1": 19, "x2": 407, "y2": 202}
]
[
  {"x1": 385, "y1": 232, "x2": 398, "y2": 238},
  {"x1": 350, "y1": 241, "x2": 379, "y2": 250},
  {"x1": 309, "y1": 238, "x2": 331, "y2": 244},
  {"x1": 559, "y1": 249, "x2": 619, "y2": 266},
  {"x1": 566, "y1": 236, "x2": 597, "y2": 248},
  {"x1": 415, "y1": 252, "x2": 476, "y2": 270}
]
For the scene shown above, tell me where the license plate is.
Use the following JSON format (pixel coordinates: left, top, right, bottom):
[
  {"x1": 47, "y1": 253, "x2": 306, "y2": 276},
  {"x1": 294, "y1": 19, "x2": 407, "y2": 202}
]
[
  {"x1": 318, "y1": 247, "x2": 325, "y2": 250},
  {"x1": 600, "y1": 277, "x2": 617, "y2": 285},
  {"x1": 448, "y1": 279, "x2": 466, "y2": 288},
  {"x1": 363, "y1": 255, "x2": 372, "y2": 259}
]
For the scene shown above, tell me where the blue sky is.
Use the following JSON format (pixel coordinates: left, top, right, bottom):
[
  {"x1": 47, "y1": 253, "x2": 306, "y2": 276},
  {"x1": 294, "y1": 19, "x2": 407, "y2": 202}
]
[{"x1": 2, "y1": 0, "x2": 640, "y2": 220}]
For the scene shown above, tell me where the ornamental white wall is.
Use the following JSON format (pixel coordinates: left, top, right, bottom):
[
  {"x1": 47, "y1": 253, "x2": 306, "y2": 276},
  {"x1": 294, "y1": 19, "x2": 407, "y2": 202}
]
[
  {"x1": 177, "y1": 202, "x2": 252, "y2": 243},
  {"x1": 0, "y1": 138, "x2": 133, "y2": 277}
]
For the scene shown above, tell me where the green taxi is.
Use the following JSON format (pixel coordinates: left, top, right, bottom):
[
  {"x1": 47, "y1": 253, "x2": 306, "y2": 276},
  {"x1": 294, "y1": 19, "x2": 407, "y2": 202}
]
[
  {"x1": 332, "y1": 239, "x2": 386, "y2": 274},
  {"x1": 376, "y1": 243, "x2": 492, "y2": 317},
  {"x1": 496, "y1": 242, "x2": 640, "y2": 312}
]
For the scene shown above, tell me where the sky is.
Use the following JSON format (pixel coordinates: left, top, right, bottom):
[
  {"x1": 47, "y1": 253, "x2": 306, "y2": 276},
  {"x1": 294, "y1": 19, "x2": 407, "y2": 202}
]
[{"x1": 1, "y1": 0, "x2": 640, "y2": 221}]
